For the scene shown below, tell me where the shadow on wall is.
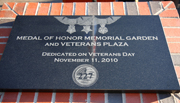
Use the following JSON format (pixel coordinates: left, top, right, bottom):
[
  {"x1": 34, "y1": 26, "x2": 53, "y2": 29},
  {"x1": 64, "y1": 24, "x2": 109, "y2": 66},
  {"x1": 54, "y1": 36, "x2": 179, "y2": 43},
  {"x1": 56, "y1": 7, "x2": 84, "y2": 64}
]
[{"x1": 178, "y1": 8, "x2": 180, "y2": 16}]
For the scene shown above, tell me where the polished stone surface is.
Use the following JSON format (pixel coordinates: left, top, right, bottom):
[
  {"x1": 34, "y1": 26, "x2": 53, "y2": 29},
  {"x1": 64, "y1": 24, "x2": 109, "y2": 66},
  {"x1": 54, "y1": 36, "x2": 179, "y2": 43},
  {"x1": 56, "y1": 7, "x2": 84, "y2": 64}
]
[{"x1": 0, "y1": 16, "x2": 179, "y2": 92}]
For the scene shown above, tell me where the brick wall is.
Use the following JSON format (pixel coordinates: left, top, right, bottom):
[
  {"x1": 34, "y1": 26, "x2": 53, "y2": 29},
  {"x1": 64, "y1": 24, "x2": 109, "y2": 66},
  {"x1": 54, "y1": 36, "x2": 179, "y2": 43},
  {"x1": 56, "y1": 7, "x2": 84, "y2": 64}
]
[{"x1": 0, "y1": 1, "x2": 180, "y2": 103}]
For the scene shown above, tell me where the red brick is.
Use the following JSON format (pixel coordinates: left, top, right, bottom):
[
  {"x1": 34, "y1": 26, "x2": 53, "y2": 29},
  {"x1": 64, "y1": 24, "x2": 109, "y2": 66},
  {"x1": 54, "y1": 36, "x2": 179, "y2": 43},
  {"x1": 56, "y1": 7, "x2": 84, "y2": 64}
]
[
  {"x1": 162, "y1": 1, "x2": 176, "y2": 9},
  {"x1": 0, "y1": 44, "x2": 6, "y2": 53},
  {"x1": 75, "y1": 3, "x2": 85, "y2": 15},
  {"x1": 175, "y1": 66, "x2": 180, "y2": 78},
  {"x1": 113, "y1": 2, "x2": 124, "y2": 15},
  {"x1": 19, "y1": 92, "x2": 35, "y2": 103},
  {"x1": 25, "y1": 3, "x2": 38, "y2": 15},
  {"x1": 168, "y1": 43, "x2": 180, "y2": 53},
  {"x1": 90, "y1": 93, "x2": 104, "y2": 103},
  {"x1": 142, "y1": 93, "x2": 158, "y2": 103},
  {"x1": 7, "y1": 2, "x2": 15, "y2": 10},
  {"x1": 164, "y1": 28, "x2": 180, "y2": 37},
  {"x1": 2, "y1": 92, "x2": 18, "y2": 103},
  {"x1": 72, "y1": 93, "x2": 87, "y2": 103},
  {"x1": 62, "y1": 3, "x2": 73, "y2": 15},
  {"x1": 0, "y1": 10, "x2": 17, "y2": 18},
  {"x1": 168, "y1": 2, "x2": 176, "y2": 9},
  {"x1": 159, "y1": 9, "x2": 179, "y2": 18},
  {"x1": 101, "y1": 2, "x2": 111, "y2": 15},
  {"x1": 161, "y1": 18, "x2": 180, "y2": 27},
  {"x1": 126, "y1": 93, "x2": 141, "y2": 103},
  {"x1": 0, "y1": 28, "x2": 12, "y2": 36},
  {"x1": 2, "y1": 3, "x2": 10, "y2": 10},
  {"x1": 37, "y1": 92, "x2": 52, "y2": 103},
  {"x1": 38, "y1": 3, "x2": 50, "y2": 15},
  {"x1": 0, "y1": 38, "x2": 8, "y2": 42},
  {"x1": 166, "y1": 38, "x2": 180, "y2": 42},
  {"x1": 55, "y1": 93, "x2": 70, "y2": 103},
  {"x1": 50, "y1": 3, "x2": 62, "y2": 15},
  {"x1": 14, "y1": 3, "x2": 26, "y2": 15},
  {"x1": 138, "y1": 2, "x2": 151, "y2": 15},
  {"x1": 161, "y1": 1, "x2": 171, "y2": 8}
]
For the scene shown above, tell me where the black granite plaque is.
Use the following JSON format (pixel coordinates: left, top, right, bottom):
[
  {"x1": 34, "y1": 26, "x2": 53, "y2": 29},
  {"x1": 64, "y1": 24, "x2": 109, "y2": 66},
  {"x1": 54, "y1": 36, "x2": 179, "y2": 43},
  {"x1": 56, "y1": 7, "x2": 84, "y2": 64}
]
[{"x1": 0, "y1": 16, "x2": 179, "y2": 92}]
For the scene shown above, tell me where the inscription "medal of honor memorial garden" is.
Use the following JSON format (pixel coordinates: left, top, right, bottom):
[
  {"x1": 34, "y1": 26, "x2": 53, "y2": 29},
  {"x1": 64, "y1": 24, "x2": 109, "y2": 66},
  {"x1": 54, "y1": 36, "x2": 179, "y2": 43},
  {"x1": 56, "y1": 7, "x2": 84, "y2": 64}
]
[{"x1": 0, "y1": 16, "x2": 179, "y2": 92}]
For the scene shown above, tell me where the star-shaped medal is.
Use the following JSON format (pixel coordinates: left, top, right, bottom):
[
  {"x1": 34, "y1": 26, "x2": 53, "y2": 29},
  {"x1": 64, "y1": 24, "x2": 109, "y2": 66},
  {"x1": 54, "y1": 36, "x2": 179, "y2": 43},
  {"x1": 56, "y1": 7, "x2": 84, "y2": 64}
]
[
  {"x1": 81, "y1": 25, "x2": 92, "y2": 34},
  {"x1": 66, "y1": 25, "x2": 76, "y2": 34}
]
